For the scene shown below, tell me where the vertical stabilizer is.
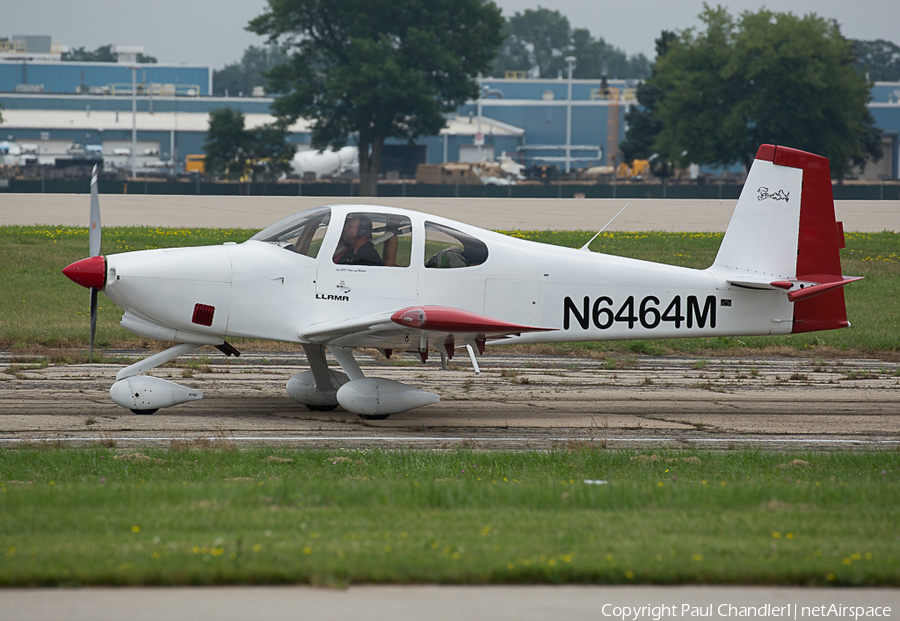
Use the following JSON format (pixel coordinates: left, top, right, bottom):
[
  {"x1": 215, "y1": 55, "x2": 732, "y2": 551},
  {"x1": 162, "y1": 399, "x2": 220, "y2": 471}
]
[
  {"x1": 713, "y1": 145, "x2": 803, "y2": 280},
  {"x1": 712, "y1": 145, "x2": 856, "y2": 334}
]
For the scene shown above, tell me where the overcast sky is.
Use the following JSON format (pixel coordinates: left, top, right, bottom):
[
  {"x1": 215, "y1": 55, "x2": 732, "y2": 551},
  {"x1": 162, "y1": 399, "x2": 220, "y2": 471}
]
[{"x1": 4, "y1": 0, "x2": 897, "y2": 69}]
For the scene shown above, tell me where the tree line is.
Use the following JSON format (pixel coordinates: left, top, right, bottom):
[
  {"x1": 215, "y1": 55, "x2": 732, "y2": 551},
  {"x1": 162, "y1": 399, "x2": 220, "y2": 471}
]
[
  {"x1": 50, "y1": 31, "x2": 900, "y2": 84},
  {"x1": 212, "y1": 7, "x2": 651, "y2": 96},
  {"x1": 61, "y1": 44, "x2": 157, "y2": 64}
]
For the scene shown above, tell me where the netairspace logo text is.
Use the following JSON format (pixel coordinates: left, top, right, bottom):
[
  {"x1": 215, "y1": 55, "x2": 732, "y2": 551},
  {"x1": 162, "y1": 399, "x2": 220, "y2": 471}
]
[{"x1": 600, "y1": 604, "x2": 892, "y2": 621}]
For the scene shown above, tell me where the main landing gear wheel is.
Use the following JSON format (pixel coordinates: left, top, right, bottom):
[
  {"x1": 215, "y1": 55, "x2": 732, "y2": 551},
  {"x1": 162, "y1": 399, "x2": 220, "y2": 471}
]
[
  {"x1": 305, "y1": 404, "x2": 338, "y2": 412},
  {"x1": 130, "y1": 408, "x2": 159, "y2": 415},
  {"x1": 358, "y1": 413, "x2": 390, "y2": 421}
]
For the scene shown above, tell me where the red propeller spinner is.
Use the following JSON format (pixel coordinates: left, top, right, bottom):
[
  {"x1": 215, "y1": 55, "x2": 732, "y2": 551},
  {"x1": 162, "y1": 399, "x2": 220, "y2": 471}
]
[{"x1": 63, "y1": 255, "x2": 107, "y2": 290}]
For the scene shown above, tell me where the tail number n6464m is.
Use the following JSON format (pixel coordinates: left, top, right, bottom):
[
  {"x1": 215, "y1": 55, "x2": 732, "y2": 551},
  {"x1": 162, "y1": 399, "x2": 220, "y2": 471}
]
[{"x1": 563, "y1": 295, "x2": 717, "y2": 331}]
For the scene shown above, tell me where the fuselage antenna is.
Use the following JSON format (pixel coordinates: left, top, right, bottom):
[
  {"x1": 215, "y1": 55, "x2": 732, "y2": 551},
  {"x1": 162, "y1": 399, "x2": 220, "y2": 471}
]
[{"x1": 579, "y1": 204, "x2": 628, "y2": 251}]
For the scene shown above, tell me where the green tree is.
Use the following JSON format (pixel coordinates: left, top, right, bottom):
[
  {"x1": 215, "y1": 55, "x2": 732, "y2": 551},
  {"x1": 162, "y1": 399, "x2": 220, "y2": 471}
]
[
  {"x1": 213, "y1": 45, "x2": 289, "y2": 96},
  {"x1": 641, "y1": 5, "x2": 881, "y2": 177},
  {"x1": 619, "y1": 31, "x2": 677, "y2": 177},
  {"x1": 571, "y1": 29, "x2": 650, "y2": 80},
  {"x1": 852, "y1": 39, "x2": 900, "y2": 82},
  {"x1": 204, "y1": 108, "x2": 296, "y2": 182},
  {"x1": 62, "y1": 44, "x2": 157, "y2": 63},
  {"x1": 248, "y1": 121, "x2": 297, "y2": 181},
  {"x1": 493, "y1": 7, "x2": 572, "y2": 78},
  {"x1": 491, "y1": 7, "x2": 650, "y2": 79},
  {"x1": 204, "y1": 108, "x2": 252, "y2": 180},
  {"x1": 63, "y1": 44, "x2": 117, "y2": 62},
  {"x1": 248, "y1": 0, "x2": 503, "y2": 196}
]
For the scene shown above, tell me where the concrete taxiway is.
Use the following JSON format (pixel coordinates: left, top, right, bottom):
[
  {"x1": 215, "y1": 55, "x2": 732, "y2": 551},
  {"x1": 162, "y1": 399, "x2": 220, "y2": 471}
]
[{"x1": 2, "y1": 351, "x2": 897, "y2": 450}]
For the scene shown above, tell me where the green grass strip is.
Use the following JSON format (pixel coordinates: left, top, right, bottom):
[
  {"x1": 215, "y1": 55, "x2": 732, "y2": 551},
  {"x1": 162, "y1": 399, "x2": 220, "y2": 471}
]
[{"x1": 1, "y1": 448, "x2": 898, "y2": 586}]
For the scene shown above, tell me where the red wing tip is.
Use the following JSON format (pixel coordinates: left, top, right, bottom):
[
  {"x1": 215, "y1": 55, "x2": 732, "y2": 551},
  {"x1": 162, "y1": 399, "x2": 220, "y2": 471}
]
[{"x1": 391, "y1": 306, "x2": 553, "y2": 334}]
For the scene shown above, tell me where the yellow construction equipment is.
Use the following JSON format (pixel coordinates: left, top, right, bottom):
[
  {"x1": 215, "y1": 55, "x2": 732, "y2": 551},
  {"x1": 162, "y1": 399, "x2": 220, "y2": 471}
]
[
  {"x1": 185, "y1": 154, "x2": 205, "y2": 174},
  {"x1": 617, "y1": 159, "x2": 650, "y2": 179}
]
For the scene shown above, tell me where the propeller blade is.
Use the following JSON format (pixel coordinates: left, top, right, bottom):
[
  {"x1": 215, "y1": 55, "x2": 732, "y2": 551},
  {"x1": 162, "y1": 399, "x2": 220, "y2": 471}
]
[
  {"x1": 88, "y1": 166, "x2": 101, "y2": 363},
  {"x1": 89, "y1": 165, "x2": 101, "y2": 258},
  {"x1": 89, "y1": 287, "x2": 98, "y2": 364}
]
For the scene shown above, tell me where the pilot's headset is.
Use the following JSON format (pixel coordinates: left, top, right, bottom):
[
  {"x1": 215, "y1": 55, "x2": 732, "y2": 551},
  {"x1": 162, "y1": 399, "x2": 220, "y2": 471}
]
[{"x1": 354, "y1": 215, "x2": 374, "y2": 239}]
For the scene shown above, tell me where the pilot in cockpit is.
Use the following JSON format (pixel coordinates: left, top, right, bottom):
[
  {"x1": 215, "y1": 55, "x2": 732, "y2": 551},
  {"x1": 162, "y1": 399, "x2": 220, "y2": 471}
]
[{"x1": 333, "y1": 215, "x2": 385, "y2": 266}]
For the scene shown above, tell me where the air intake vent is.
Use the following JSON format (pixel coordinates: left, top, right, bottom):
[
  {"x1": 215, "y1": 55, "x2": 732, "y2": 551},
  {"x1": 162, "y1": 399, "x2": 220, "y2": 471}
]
[{"x1": 192, "y1": 303, "x2": 215, "y2": 327}]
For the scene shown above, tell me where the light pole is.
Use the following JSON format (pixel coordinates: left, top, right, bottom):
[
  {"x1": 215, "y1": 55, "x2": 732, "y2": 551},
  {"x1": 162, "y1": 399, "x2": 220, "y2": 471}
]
[
  {"x1": 473, "y1": 73, "x2": 487, "y2": 162},
  {"x1": 476, "y1": 78, "x2": 484, "y2": 162},
  {"x1": 131, "y1": 65, "x2": 137, "y2": 178},
  {"x1": 564, "y1": 56, "x2": 576, "y2": 174}
]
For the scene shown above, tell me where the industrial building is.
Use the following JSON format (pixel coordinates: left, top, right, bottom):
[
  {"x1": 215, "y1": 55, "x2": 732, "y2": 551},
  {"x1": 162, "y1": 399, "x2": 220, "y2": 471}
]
[{"x1": 1, "y1": 35, "x2": 899, "y2": 180}]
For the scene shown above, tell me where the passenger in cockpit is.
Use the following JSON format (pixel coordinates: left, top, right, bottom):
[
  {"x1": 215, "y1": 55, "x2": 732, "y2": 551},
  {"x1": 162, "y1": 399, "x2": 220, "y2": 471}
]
[{"x1": 333, "y1": 215, "x2": 384, "y2": 266}]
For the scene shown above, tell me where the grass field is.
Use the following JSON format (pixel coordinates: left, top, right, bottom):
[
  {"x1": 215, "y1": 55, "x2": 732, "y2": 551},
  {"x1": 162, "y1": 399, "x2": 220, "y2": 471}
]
[
  {"x1": 1, "y1": 448, "x2": 898, "y2": 587},
  {"x1": 2, "y1": 226, "x2": 898, "y2": 356}
]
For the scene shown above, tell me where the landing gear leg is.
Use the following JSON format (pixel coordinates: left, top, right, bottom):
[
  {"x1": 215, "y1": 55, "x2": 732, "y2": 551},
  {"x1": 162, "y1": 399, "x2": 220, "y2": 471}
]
[
  {"x1": 327, "y1": 346, "x2": 364, "y2": 381},
  {"x1": 327, "y1": 347, "x2": 390, "y2": 420},
  {"x1": 116, "y1": 343, "x2": 201, "y2": 381},
  {"x1": 286, "y1": 344, "x2": 349, "y2": 411},
  {"x1": 110, "y1": 343, "x2": 205, "y2": 413}
]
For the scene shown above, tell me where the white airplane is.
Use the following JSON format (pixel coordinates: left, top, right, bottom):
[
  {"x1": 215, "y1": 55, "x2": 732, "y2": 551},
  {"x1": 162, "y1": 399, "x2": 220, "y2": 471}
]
[{"x1": 63, "y1": 144, "x2": 860, "y2": 419}]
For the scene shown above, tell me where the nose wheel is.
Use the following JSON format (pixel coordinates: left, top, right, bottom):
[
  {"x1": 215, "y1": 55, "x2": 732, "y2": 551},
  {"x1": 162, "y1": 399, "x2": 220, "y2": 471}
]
[{"x1": 130, "y1": 408, "x2": 159, "y2": 415}]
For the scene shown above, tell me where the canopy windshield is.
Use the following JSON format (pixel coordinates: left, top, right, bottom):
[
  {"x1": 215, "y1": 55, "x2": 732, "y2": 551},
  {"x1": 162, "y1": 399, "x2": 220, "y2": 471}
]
[{"x1": 250, "y1": 207, "x2": 332, "y2": 258}]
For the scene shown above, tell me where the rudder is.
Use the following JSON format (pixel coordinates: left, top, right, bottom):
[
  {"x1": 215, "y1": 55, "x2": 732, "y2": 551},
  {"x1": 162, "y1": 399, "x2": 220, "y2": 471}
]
[{"x1": 768, "y1": 146, "x2": 853, "y2": 333}]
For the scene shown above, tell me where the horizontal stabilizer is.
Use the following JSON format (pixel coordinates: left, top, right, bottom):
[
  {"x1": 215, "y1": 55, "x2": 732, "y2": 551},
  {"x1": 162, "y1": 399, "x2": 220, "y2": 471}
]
[
  {"x1": 727, "y1": 278, "x2": 794, "y2": 291},
  {"x1": 727, "y1": 276, "x2": 862, "y2": 300},
  {"x1": 787, "y1": 277, "x2": 863, "y2": 303}
]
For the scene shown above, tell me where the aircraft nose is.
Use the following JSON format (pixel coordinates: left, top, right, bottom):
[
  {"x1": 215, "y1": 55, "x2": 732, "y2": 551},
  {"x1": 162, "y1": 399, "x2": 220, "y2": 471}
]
[{"x1": 63, "y1": 255, "x2": 107, "y2": 290}]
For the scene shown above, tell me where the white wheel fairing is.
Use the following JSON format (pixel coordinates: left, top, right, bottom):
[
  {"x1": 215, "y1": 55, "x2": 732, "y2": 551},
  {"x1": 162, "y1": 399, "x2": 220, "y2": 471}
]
[
  {"x1": 336, "y1": 378, "x2": 440, "y2": 416},
  {"x1": 110, "y1": 376, "x2": 203, "y2": 411}
]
